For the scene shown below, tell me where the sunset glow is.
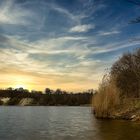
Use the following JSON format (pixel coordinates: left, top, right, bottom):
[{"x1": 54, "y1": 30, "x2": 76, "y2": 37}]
[
  {"x1": 14, "y1": 84, "x2": 27, "y2": 89},
  {"x1": 0, "y1": 0, "x2": 140, "y2": 91}
]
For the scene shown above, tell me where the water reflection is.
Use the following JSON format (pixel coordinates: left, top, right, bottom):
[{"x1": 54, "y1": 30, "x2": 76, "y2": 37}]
[
  {"x1": 96, "y1": 119, "x2": 140, "y2": 140},
  {"x1": 0, "y1": 107, "x2": 140, "y2": 140}
]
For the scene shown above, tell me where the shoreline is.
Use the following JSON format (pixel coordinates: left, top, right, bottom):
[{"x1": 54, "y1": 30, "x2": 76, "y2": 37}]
[
  {"x1": 93, "y1": 106, "x2": 140, "y2": 121},
  {"x1": 0, "y1": 104, "x2": 91, "y2": 107}
]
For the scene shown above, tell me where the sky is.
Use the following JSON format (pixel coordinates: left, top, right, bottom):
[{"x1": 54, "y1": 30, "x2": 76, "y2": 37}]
[{"x1": 0, "y1": 0, "x2": 140, "y2": 92}]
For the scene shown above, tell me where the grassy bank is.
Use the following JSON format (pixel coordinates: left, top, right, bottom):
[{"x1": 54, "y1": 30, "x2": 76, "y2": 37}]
[{"x1": 92, "y1": 48, "x2": 140, "y2": 121}]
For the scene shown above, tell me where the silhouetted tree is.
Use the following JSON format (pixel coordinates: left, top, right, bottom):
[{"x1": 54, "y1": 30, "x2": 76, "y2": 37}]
[
  {"x1": 55, "y1": 89, "x2": 62, "y2": 94},
  {"x1": 45, "y1": 88, "x2": 52, "y2": 94},
  {"x1": 7, "y1": 87, "x2": 13, "y2": 91},
  {"x1": 0, "y1": 100, "x2": 3, "y2": 105},
  {"x1": 0, "y1": 87, "x2": 93, "y2": 106}
]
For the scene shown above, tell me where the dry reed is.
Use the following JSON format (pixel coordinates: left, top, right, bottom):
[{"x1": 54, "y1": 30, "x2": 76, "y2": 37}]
[{"x1": 93, "y1": 75, "x2": 120, "y2": 118}]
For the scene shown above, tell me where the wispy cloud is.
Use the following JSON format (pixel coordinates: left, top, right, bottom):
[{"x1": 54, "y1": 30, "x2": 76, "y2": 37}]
[
  {"x1": 98, "y1": 30, "x2": 120, "y2": 36},
  {"x1": 0, "y1": 0, "x2": 139, "y2": 91},
  {"x1": 1, "y1": 33, "x2": 140, "y2": 91},
  {"x1": 0, "y1": 0, "x2": 32, "y2": 25},
  {"x1": 49, "y1": 2, "x2": 88, "y2": 24},
  {"x1": 69, "y1": 24, "x2": 95, "y2": 33}
]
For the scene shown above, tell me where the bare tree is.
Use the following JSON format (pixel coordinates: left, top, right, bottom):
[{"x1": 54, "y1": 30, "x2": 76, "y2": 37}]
[
  {"x1": 127, "y1": 0, "x2": 140, "y2": 23},
  {"x1": 111, "y1": 48, "x2": 140, "y2": 97}
]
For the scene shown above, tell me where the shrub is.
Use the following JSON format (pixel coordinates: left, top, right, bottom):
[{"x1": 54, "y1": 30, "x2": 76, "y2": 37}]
[
  {"x1": 6, "y1": 98, "x2": 21, "y2": 105},
  {"x1": 93, "y1": 48, "x2": 140, "y2": 118},
  {"x1": 111, "y1": 48, "x2": 140, "y2": 97},
  {"x1": 0, "y1": 99, "x2": 3, "y2": 105}
]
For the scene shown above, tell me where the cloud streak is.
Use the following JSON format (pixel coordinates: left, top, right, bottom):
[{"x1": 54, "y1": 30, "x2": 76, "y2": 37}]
[
  {"x1": 69, "y1": 24, "x2": 95, "y2": 33},
  {"x1": 0, "y1": 0, "x2": 139, "y2": 91},
  {"x1": 98, "y1": 30, "x2": 120, "y2": 36}
]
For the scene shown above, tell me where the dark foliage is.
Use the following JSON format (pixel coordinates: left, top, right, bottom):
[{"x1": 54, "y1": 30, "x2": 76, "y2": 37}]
[
  {"x1": 6, "y1": 98, "x2": 21, "y2": 105},
  {"x1": 0, "y1": 100, "x2": 3, "y2": 105},
  {"x1": 0, "y1": 88, "x2": 94, "y2": 106}
]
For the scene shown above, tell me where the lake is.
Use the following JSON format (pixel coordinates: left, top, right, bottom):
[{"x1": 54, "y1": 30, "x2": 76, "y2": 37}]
[{"x1": 0, "y1": 106, "x2": 140, "y2": 140}]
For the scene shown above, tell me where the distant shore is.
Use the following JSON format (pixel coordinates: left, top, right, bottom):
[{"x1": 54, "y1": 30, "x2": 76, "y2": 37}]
[{"x1": 0, "y1": 88, "x2": 93, "y2": 106}]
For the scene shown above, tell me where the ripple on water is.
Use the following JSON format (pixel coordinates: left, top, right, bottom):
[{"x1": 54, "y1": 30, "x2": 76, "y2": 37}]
[{"x1": 0, "y1": 106, "x2": 140, "y2": 140}]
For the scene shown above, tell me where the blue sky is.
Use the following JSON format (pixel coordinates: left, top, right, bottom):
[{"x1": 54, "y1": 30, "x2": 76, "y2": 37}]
[{"x1": 0, "y1": 0, "x2": 140, "y2": 91}]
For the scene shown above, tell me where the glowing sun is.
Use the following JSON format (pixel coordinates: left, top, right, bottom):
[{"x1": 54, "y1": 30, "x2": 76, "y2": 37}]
[{"x1": 14, "y1": 84, "x2": 27, "y2": 89}]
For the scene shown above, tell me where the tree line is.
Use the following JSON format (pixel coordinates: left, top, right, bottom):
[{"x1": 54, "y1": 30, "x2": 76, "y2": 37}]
[{"x1": 0, "y1": 88, "x2": 94, "y2": 106}]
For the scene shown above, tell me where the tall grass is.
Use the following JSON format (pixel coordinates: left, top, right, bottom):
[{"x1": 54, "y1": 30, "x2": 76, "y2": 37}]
[{"x1": 93, "y1": 74, "x2": 120, "y2": 118}]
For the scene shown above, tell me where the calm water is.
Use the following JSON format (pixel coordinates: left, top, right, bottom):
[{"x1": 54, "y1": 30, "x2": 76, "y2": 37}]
[{"x1": 0, "y1": 107, "x2": 140, "y2": 140}]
